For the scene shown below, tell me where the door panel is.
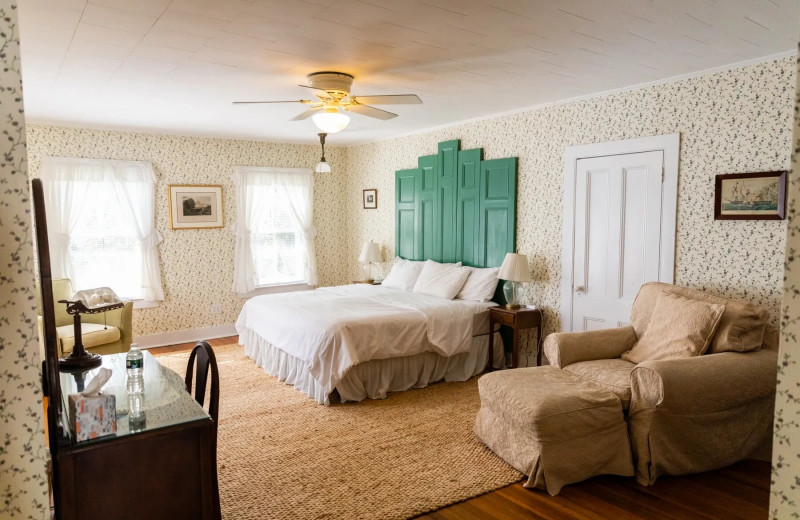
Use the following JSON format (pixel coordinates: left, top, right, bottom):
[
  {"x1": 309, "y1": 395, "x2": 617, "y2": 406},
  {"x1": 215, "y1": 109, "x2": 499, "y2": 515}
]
[
  {"x1": 418, "y1": 155, "x2": 438, "y2": 261},
  {"x1": 571, "y1": 151, "x2": 664, "y2": 332}
]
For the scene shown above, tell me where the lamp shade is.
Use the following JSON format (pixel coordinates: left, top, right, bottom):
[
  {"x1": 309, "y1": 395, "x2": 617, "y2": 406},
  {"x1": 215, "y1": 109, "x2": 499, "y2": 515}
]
[
  {"x1": 497, "y1": 253, "x2": 531, "y2": 282},
  {"x1": 315, "y1": 160, "x2": 331, "y2": 173},
  {"x1": 312, "y1": 109, "x2": 350, "y2": 133},
  {"x1": 358, "y1": 240, "x2": 382, "y2": 262}
]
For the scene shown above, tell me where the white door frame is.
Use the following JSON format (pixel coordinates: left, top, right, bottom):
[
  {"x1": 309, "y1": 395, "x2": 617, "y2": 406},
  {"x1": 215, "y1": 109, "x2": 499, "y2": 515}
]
[{"x1": 560, "y1": 133, "x2": 680, "y2": 332}]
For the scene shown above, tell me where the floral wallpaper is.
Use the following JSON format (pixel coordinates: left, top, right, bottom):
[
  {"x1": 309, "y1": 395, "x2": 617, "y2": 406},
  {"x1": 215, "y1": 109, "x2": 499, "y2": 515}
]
[
  {"x1": 770, "y1": 48, "x2": 800, "y2": 519},
  {"x1": 0, "y1": 1, "x2": 48, "y2": 518},
  {"x1": 345, "y1": 57, "x2": 795, "y2": 363},
  {"x1": 26, "y1": 127, "x2": 350, "y2": 337}
]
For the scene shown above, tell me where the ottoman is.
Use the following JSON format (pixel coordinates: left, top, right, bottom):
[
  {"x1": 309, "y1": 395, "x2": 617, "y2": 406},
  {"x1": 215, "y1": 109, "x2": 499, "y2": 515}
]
[{"x1": 474, "y1": 366, "x2": 634, "y2": 495}]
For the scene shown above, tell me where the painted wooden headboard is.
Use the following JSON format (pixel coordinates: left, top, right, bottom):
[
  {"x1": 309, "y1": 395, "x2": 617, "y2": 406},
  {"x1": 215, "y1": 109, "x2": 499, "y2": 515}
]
[{"x1": 395, "y1": 140, "x2": 517, "y2": 268}]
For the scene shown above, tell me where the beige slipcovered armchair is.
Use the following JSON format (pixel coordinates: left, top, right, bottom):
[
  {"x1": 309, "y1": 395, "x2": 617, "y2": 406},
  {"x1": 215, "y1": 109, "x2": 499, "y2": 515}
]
[
  {"x1": 40, "y1": 278, "x2": 133, "y2": 356},
  {"x1": 544, "y1": 282, "x2": 778, "y2": 486}
]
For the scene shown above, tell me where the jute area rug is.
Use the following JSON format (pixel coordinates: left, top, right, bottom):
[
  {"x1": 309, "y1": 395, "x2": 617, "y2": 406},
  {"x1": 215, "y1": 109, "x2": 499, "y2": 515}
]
[{"x1": 157, "y1": 343, "x2": 522, "y2": 520}]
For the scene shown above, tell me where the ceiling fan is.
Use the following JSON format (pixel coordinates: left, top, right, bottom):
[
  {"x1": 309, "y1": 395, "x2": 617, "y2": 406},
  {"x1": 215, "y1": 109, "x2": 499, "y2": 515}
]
[{"x1": 233, "y1": 71, "x2": 422, "y2": 133}]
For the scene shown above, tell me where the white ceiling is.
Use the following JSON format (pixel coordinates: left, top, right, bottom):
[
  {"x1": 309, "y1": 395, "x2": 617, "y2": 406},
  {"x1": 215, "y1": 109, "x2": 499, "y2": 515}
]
[{"x1": 17, "y1": 0, "x2": 800, "y2": 146}]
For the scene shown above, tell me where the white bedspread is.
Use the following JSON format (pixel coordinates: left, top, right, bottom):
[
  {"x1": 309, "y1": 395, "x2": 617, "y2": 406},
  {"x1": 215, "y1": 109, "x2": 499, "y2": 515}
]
[{"x1": 235, "y1": 284, "x2": 493, "y2": 395}]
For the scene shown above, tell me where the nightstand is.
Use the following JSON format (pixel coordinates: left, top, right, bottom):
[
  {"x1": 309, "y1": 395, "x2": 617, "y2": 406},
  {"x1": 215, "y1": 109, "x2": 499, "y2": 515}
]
[{"x1": 488, "y1": 306, "x2": 544, "y2": 368}]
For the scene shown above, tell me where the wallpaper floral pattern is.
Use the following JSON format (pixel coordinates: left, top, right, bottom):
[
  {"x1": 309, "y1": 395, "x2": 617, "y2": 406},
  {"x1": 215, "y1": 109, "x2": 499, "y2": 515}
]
[
  {"x1": 345, "y1": 57, "x2": 795, "y2": 363},
  {"x1": 770, "y1": 49, "x2": 800, "y2": 519},
  {"x1": 26, "y1": 127, "x2": 350, "y2": 337},
  {"x1": 0, "y1": 2, "x2": 48, "y2": 518}
]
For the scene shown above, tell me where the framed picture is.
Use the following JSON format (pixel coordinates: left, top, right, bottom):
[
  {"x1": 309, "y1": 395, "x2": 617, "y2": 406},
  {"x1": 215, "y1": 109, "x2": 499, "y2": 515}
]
[
  {"x1": 363, "y1": 189, "x2": 377, "y2": 210},
  {"x1": 714, "y1": 171, "x2": 787, "y2": 220},
  {"x1": 168, "y1": 184, "x2": 224, "y2": 229}
]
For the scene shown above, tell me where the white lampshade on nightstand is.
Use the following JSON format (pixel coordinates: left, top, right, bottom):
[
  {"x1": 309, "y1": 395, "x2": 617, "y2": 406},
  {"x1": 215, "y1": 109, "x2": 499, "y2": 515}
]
[
  {"x1": 497, "y1": 253, "x2": 531, "y2": 308},
  {"x1": 358, "y1": 240, "x2": 382, "y2": 282}
]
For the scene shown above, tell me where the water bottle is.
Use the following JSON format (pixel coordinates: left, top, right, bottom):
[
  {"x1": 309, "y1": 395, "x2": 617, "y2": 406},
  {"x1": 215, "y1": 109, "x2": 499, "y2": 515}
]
[{"x1": 126, "y1": 343, "x2": 145, "y2": 421}]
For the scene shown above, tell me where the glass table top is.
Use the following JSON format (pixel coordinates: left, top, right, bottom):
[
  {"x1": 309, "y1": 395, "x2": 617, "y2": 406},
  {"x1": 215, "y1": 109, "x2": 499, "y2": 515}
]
[{"x1": 59, "y1": 350, "x2": 210, "y2": 446}]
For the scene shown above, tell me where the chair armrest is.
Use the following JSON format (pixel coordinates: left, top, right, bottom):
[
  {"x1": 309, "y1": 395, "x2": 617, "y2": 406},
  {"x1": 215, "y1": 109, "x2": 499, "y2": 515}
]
[
  {"x1": 543, "y1": 326, "x2": 637, "y2": 368},
  {"x1": 630, "y1": 349, "x2": 778, "y2": 414}
]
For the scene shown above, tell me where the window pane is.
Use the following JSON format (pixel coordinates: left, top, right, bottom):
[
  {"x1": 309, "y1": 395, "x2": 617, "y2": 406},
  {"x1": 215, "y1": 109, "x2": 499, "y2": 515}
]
[
  {"x1": 250, "y1": 185, "x2": 306, "y2": 286},
  {"x1": 69, "y1": 182, "x2": 144, "y2": 299}
]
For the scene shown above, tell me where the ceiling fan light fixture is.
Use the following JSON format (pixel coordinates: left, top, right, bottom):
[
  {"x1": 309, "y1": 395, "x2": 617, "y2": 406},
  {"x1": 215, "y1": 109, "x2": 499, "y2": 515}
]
[{"x1": 312, "y1": 107, "x2": 350, "y2": 133}]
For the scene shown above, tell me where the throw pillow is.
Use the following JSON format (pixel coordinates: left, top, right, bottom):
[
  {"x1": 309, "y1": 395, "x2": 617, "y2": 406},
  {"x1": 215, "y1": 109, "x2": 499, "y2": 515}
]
[{"x1": 622, "y1": 291, "x2": 725, "y2": 364}]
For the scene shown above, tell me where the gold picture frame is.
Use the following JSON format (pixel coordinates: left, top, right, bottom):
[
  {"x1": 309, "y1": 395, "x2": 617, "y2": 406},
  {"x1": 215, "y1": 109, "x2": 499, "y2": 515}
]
[{"x1": 168, "y1": 184, "x2": 224, "y2": 229}]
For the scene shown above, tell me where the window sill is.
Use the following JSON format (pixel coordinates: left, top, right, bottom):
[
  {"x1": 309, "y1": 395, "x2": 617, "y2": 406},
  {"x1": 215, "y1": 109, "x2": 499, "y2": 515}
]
[
  {"x1": 238, "y1": 283, "x2": 314, "y2": 299},
  {"x1": 132, "y1": 300, "x2": 160, "y2": 310}
]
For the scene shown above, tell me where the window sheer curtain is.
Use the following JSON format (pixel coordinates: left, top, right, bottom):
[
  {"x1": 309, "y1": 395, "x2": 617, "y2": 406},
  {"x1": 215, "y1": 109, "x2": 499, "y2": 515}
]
[
  {"x1": 40, "y1": 157, "x2": 164, "y2": 302},
  {"x1": 232, "y1": 166, "x2": 317, "y2": 294}
]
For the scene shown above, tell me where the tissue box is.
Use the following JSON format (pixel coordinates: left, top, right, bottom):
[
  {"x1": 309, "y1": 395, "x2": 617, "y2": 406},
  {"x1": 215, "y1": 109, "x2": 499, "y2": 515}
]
[{"x1": 68, "y1": 392, "x2": 117, "y2": 442}]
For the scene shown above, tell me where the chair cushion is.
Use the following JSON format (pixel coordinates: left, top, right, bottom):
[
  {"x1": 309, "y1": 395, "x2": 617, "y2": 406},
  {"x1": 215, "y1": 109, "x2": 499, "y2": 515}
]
[
  {"x1": 564, "y1": 359, "x2": 636, "y2": 410},
  {"x1": 57, "y1": 322, "x2": 121, "y2": 353},
  {"x1": 631, "y1": 282, "x2": 769, "y2": 353},
  {"x1": 623, "y1": 292, "x2": 724, "y2": 364},
  {"x1": 477, "y1": 366, "x2": 623, "y2": 444}
]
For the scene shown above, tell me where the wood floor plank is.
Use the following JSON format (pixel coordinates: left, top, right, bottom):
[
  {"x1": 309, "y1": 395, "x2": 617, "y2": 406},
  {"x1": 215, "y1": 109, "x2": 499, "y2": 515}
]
[{"x1": 152, "y1": 338, "x2": 771, "y2": 520}]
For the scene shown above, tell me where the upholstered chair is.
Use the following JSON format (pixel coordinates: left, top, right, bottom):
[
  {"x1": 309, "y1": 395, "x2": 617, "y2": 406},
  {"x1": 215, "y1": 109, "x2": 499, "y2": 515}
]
[
  {"x1": 543, "y1": 282, "x2": 778, "y2": 486},
  {"x1": 40, "y1": 278, "x2": 134, "y2": 356}
]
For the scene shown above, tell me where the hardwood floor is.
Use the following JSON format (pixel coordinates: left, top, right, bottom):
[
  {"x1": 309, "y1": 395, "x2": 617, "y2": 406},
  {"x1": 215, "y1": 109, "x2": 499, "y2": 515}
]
[{"x1": 150, "y1": 337, "x2": 771, "y2": 520}]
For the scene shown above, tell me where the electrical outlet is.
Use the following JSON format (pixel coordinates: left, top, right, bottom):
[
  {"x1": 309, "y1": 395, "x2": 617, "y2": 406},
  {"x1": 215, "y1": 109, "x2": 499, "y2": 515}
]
[{"x1": 210, "y1": 304, "x2": 222, "y2": 315}]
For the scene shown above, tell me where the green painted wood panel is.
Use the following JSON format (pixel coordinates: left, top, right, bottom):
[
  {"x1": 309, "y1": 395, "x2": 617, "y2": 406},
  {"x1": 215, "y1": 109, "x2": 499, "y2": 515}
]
[
  {"x1": 479, "y1": 157, "x2": 517, "y2": 268},
  {"x1": 456, "y1": 148, "x2": 482, "y2": 267},
  {"x1": 418, "y1": 154, "x2": 438, "y2": 262},
  {"x1": 396, "y1": 141, "x2": 516, "y2": 273},
  {"x1": 437, "y1": 140, "x2": 460, "y2": 263},
  {"x1": 395, "y1": 168, "x2": 421, "y2": 260}
]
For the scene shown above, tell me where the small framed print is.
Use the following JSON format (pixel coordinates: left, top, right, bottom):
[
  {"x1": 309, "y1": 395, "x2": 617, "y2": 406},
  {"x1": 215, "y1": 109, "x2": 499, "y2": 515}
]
[
  {"x1": 168, "y1": 184, "x2": 224, "y2": 229},
  {"x1": 714, "y1": 171, "x2": 787, "y2": 220},
  {"x1": 363, "y1": 189, "x2": 377, "y2": 210}
]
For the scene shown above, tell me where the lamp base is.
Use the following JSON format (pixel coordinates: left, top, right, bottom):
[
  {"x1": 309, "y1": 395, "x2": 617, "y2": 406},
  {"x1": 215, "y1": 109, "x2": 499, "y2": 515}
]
[
  {"x1": 504, "y1": 303, "x2": 523, "y2": 309},
  {"x1": 502, "y1": 280, "x2": 524, "y2": 308},
  {"x1": 58, "y1": 350, "x2": 102, "y2": 372}
]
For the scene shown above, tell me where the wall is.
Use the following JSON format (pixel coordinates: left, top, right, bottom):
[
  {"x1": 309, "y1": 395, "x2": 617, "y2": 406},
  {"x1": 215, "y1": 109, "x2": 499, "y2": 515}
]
[
  {"x1": 345, "y1": 57, "x2": 795, "y2": 361},
  {"x1": 0, "y1": 1, "x2": 48, "y2": 518},
  {"x1": 770, "y1": 48, "x2": 800, "y2": 519},
  {"x1": 26, "y1": 127, "x2": 350, "y2": 337}
]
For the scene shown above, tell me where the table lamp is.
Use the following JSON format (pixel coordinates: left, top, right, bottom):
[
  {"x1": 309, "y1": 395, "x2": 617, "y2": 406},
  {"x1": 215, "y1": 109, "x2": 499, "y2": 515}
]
[
  {"x1": 497, "y1": 253, "x2": 531, "y2": 309},
  {"x1": 58, "y1": 287, "x2": 124, "y2": 371},
  {"x1": 358, "y1": 240, "x2": 382, "y2": 282}
]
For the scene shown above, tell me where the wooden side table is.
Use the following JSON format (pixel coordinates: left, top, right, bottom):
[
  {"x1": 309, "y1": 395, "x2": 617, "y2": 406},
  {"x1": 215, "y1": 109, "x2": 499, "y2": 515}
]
[{"x1": 488, "y1": 306, "x2": 544, "y2": 368}]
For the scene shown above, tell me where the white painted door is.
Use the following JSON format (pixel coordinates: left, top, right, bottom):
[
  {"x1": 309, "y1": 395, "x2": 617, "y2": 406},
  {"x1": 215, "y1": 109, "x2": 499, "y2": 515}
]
[{"x1": 570, "y1": 150, "x2": 665, "y2": 332}]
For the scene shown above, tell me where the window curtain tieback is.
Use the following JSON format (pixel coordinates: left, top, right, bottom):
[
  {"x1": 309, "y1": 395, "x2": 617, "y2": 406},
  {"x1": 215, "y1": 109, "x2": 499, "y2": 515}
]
[{"x1": 143, "y1": 230, "x2": 163, "y2": 249}]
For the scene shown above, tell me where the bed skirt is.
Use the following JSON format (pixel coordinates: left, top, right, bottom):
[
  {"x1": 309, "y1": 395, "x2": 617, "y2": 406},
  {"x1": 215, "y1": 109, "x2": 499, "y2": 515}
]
[{"x1": 240, "y1": 327, "x2": 504, "y2": 405}]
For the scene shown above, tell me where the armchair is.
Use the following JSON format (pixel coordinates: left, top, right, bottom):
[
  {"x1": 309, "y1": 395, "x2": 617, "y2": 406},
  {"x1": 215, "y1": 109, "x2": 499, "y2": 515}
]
[
  {"x1": 544, "y1": 282, "x2": 778, "y2": 485},
  {"x1": 40, "y1": 279, "x2": 133, "y2": 356}
]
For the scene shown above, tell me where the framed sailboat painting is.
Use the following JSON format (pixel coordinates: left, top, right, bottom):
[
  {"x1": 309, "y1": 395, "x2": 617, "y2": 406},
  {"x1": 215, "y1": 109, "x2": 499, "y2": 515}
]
[{"x1": 714, "y1": 171, "x2": 787, "y2": 220}]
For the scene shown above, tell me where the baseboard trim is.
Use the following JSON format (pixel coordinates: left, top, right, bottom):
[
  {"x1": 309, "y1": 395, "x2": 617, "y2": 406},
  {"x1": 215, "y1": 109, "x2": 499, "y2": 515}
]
[{"x1": 134, "y1": 323, "x2": 238, "y2": 349}]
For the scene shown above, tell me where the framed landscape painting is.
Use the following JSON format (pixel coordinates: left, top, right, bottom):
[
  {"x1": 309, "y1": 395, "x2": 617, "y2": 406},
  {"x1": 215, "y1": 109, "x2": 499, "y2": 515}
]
[
  {"x1": 168, "y1": 184, "x2": 224, "y2": 229},
  {"x1": 714, "y1": 171, "x2": 787, "y2": 220}
]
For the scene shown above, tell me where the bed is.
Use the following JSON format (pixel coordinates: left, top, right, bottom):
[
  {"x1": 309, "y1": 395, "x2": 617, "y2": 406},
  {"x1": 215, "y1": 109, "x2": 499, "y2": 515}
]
[
  {"x1": 236, "y1": 283, "x2": 504, "y2": 404},
  {"x1": 238, "y1": 139, "x2": 517, "y2": 404}
]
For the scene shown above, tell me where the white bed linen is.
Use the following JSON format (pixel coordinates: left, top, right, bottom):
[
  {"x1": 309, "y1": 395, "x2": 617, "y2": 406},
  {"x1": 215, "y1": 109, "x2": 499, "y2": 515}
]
[
  {"x1": 236, "y1": 284, "x2": 495, "y2": 398},
  {"x1": 240, "y1": 327, "x2": 503, "y2": 404}
]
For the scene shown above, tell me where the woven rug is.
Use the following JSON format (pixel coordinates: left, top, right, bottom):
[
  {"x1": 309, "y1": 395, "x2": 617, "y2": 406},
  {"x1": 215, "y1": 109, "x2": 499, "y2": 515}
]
[{"x1": 156, "y1": 343, "x2": 522, "y2": 520}]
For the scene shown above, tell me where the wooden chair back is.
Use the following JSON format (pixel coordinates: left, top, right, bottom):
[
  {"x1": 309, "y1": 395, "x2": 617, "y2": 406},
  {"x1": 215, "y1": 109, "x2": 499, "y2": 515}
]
[{"x1": 185, "y1": 341, "x2": 219, "y2": 423}]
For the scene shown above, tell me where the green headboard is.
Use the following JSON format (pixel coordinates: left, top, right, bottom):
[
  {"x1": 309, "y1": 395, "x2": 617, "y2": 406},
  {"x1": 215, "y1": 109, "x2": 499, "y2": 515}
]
[{"x1": 395, "y1": 140, "x2": 517, "y2": 268}]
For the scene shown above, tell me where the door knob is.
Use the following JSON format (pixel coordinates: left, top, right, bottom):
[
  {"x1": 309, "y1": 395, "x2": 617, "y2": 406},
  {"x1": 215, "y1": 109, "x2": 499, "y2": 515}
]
[{"x1": 574, "y1": 286, "x2": 585, "y2": 294}]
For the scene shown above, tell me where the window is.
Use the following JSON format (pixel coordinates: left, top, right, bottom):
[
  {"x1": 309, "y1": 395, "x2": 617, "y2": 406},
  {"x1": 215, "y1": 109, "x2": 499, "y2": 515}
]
[
  {"x1": 40, "y1": 157, "x2": 164, "y2": 305},
  {"x1": 232, "y1": 167, "x2": 317, "y2": 294}
]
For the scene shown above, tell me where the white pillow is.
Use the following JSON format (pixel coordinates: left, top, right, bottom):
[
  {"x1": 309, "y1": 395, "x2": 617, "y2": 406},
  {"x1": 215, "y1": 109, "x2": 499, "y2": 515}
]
[
  {"x1": 456, "y1": 266, "x2": 500, "y2": 302},
  {"x1": 412, "y1": 260, "x2": 470, "y2": 300},
  {"x1": 382, "y1": 258, "x2": 426, "y2": 291}
]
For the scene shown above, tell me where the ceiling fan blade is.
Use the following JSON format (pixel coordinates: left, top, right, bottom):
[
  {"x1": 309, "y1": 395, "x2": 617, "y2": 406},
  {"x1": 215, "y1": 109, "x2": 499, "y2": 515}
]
[
  {"x1": 351, "y1": 94, "x2": 422, "y2": 105},
  {"x1": 291, "y1": 107, "x2": 322, "y2": 121},
  {"x1": 298, "y1": 85, "x2": 333, "y2": 100},
  {"x1": 233, "y1": 100, "x2": 312, "y2": 104},
  {"x1": 347, "y1": 103, "x2": 398, "y2": 120}
]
